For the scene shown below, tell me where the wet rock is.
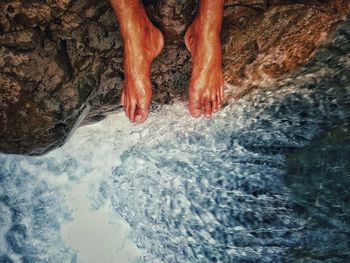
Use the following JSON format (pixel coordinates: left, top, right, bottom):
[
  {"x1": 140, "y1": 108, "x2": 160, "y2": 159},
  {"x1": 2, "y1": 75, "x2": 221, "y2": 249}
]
[
  {"x1": 222, "y1": 0, "x2": 350, "y2": 98},
  {"x1": 0, "y1": 0, "x2": 349, "y2": 155}
]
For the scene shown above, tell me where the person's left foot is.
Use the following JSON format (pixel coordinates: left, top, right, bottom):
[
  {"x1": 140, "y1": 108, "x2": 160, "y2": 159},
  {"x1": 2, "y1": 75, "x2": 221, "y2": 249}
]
[{"x1": 185, "y1": 19, "x2": 224, "y2": 118}]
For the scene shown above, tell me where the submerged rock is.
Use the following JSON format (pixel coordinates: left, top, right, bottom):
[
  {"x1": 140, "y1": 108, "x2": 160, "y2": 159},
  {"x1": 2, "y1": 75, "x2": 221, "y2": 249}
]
[{"x1": 0, "y1": 0, "x2": 349, "y2": 155}]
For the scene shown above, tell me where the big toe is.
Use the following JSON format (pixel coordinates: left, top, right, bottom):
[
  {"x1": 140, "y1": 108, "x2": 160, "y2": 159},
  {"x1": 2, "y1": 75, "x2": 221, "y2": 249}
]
[
  {"x1": 189, "y1": 100, "x2": 202, "y2": 118},
  {"x1": 134, "y1": 107, "x2": 149, "y2": 124}
]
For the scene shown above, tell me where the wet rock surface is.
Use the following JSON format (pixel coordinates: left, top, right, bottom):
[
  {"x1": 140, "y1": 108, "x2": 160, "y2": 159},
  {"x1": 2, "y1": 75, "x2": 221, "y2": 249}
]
[{"x1": 0, "y1": 0, "x2": 349, "y2": 155}]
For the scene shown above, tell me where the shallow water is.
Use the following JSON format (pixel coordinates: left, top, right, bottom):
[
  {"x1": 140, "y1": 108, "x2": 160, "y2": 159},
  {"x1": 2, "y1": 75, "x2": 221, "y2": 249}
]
[{"x1": 0, "y1": 19, "x2": 350, "y2": 263}]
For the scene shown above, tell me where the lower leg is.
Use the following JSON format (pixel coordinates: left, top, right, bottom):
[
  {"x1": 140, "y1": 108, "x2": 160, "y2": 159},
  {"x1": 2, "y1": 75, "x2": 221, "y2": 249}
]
[
  {"x1": 185, "y1": 0, "x2": 225, "y2": 118},
  {"x1": 110, "y1": 0, "x2": 164, "y2": 123}
]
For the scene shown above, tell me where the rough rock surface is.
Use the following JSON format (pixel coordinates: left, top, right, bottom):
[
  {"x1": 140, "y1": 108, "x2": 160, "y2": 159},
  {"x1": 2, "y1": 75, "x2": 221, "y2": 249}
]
[
  {"x1": 223, "y1": 0, "x2": 350, "y2": 97},
  {"x1": 0, "y1": 0, "x2": 349, "y2": 155}
]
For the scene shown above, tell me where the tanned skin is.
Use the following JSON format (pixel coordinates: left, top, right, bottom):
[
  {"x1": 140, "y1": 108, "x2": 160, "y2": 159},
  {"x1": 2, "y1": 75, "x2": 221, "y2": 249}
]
[{"x1": 110, "y1": 0, "x2": 224, "y2": 123}]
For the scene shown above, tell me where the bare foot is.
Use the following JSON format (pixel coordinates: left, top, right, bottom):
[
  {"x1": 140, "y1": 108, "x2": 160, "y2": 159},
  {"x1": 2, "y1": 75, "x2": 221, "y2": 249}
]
[
  {"x1": 185, "y1": 19, "x2": 224, "y2": 118},
  {"x1": 121, "y1": 16, "x2": 164, "y2": 123}
]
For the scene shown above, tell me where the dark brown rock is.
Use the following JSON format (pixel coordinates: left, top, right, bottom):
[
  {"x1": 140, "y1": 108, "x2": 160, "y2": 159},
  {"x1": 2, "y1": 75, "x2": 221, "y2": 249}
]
[{"x1": 0, "y1": 0, "x2": 349, "y2": 155}]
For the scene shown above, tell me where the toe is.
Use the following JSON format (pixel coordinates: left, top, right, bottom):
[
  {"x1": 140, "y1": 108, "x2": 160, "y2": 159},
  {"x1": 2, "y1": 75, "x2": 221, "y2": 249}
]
[
  {"x1": 220, "y1": 83, "x2": 224, "y2": 101},
  {"x1": 135, "y1": 108, "x2": 149, "y2": 124},
  {"x1": 217, "y1": 92, "x2": 222, "y2": 108},
  {"x1": 212, "y1": 96, "x2": 218, "y2": 113},
  {"x1": 135, "y1": 100, "x2": 149, "y2": 124},
  {"x1": 129, "y1": 101, "x2": 136, "y2": 122},
  {"x1": 189, "y1": 99, "x2": 202, "y2": 118},
  {"x1": 220, "y1": 75, "x2": 224, "y2": 100},
  {"x1": 204, "y1": 99, "x2": 212, "y2": 118}
]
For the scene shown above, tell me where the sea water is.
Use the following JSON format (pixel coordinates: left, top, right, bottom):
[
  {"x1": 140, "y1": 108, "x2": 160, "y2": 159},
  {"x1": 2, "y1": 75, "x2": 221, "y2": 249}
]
[{"x1": 0, "y1": 18, "x2": 349, "y2": 263}]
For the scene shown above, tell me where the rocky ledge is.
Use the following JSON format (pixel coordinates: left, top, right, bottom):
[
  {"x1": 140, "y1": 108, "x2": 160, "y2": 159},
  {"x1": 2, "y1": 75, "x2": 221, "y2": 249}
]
[{"x1": 0, "y1": 0, "x2": 349, "y2": 155}]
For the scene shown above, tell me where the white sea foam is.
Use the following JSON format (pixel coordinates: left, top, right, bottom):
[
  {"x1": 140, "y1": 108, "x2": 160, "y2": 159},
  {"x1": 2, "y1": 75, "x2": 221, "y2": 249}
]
[{"x1": 0, "y1": 111, "x2": 148, "y2": 262}]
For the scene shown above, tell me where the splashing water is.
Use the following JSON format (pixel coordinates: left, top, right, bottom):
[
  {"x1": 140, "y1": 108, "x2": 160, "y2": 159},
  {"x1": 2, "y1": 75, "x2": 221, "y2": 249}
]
[{"x1": 0, "y1": 19, "x2": 350, "y2": 263}]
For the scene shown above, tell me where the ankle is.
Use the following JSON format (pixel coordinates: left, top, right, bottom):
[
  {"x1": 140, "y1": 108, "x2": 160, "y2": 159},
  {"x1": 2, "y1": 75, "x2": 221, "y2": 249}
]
[
  {"x1": 123, "y1": 20, "x2": 164, "y2": 63},
  {"x1": 121, "y1": 15, "x2": 149, "y2": 40},
  {"x1": 191, "y1": 18, "x2": 221, "y2": 39},
  {"x1": 186, "y1": 21, "x2": 220, "y2": 53}
]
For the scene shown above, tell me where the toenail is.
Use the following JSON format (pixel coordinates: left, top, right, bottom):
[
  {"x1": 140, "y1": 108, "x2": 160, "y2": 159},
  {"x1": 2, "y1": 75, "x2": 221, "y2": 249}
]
[
  {"x1": 192, "y1": 110, "x2": 201, "y2": 117},
  {"x1": 135, "y1": 115, "x2": 143, "y2": 122}
]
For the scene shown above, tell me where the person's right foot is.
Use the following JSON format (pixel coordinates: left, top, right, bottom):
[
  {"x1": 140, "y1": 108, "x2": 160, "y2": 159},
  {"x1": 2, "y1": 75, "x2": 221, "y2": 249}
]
[
  {"x1": 121, "y1": 15, "x2": 164, "y2": 123},
  {"x1": 185, "y1": 19, "x2": 224, "y2": 118}
]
